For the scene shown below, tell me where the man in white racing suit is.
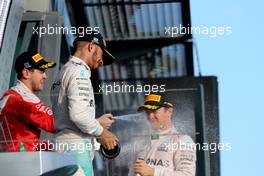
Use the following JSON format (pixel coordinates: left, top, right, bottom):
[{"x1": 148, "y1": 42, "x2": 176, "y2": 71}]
[
  {"x1": 132, "y1": 93, "x2": 196, "y2": 176},
  {"x1": 51, "y1": 31, "x2": 118, "y2": 176}
]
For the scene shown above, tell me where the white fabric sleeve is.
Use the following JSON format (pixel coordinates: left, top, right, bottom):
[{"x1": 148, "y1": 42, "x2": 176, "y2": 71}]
[{"x1": 66, "y1": 67, "x2": 103, "y2": 136}]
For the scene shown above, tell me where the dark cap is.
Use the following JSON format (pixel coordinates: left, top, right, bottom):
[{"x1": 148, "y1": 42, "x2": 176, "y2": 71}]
[
  {"x1": 138, "y1": 93, "x2": 173, "y2": 111},
  {"x1": 15, "y1": 51, "x2": 56, "y2": 73},
  {"x1": 73, "y1": 31, "x2": 116, "y2": 65}
]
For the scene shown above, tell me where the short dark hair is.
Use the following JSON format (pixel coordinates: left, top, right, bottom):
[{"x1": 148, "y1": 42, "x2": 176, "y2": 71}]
[
  {"x1": 16, "y1": 72, "x2": 22, "y2": 80},
  {"x1": 72, "y1": 41, "x2": 88, "y2": 54}
]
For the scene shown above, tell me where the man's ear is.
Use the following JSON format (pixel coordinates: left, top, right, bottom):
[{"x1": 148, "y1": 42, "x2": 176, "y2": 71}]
[
  {"x1": 87, "y1": 42, "x2": 94, "y2": 52},
  {"x1": 22, "y1": 68, "x2": 31, "y2": 79}
]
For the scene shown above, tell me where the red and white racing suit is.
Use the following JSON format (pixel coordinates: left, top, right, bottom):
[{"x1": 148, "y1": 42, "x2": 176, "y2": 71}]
[{"x1": 0, "y1": 81, "x2": 54, "y2": 152}]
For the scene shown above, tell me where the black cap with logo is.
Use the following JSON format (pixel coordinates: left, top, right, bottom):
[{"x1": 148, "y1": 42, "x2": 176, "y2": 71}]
[
  {"x1": 73, "y1": 31, "x2": 116, "y2": 65},
  {"x1": 137, "y1": 93, "x2": 173, "y2": 111},
  {"x1": 15, "y1": 51, "x2": 56, "y2": 74}
]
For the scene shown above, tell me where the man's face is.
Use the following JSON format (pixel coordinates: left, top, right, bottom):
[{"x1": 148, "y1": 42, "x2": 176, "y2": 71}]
[
  {"x1": 28, "y1": 68, "x2": 47, "y2": 92},
  {"x1": 90, "y1": 45, "x2": 103, "y2": 69},
  {"x1": 145, "y1": 107, "x2": 172, "y2": 130}
]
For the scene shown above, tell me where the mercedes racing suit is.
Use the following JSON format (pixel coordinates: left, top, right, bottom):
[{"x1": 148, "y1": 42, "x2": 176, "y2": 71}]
[
  {"x1": 0, "y1": 81, "x2": 54, "y2": 152},
  {"x1": 50, "y1": 56, "x2": 103, "y2": 176},
  {"x1": 131, "y1": 127, "x2": 196, "y2": 176}
]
